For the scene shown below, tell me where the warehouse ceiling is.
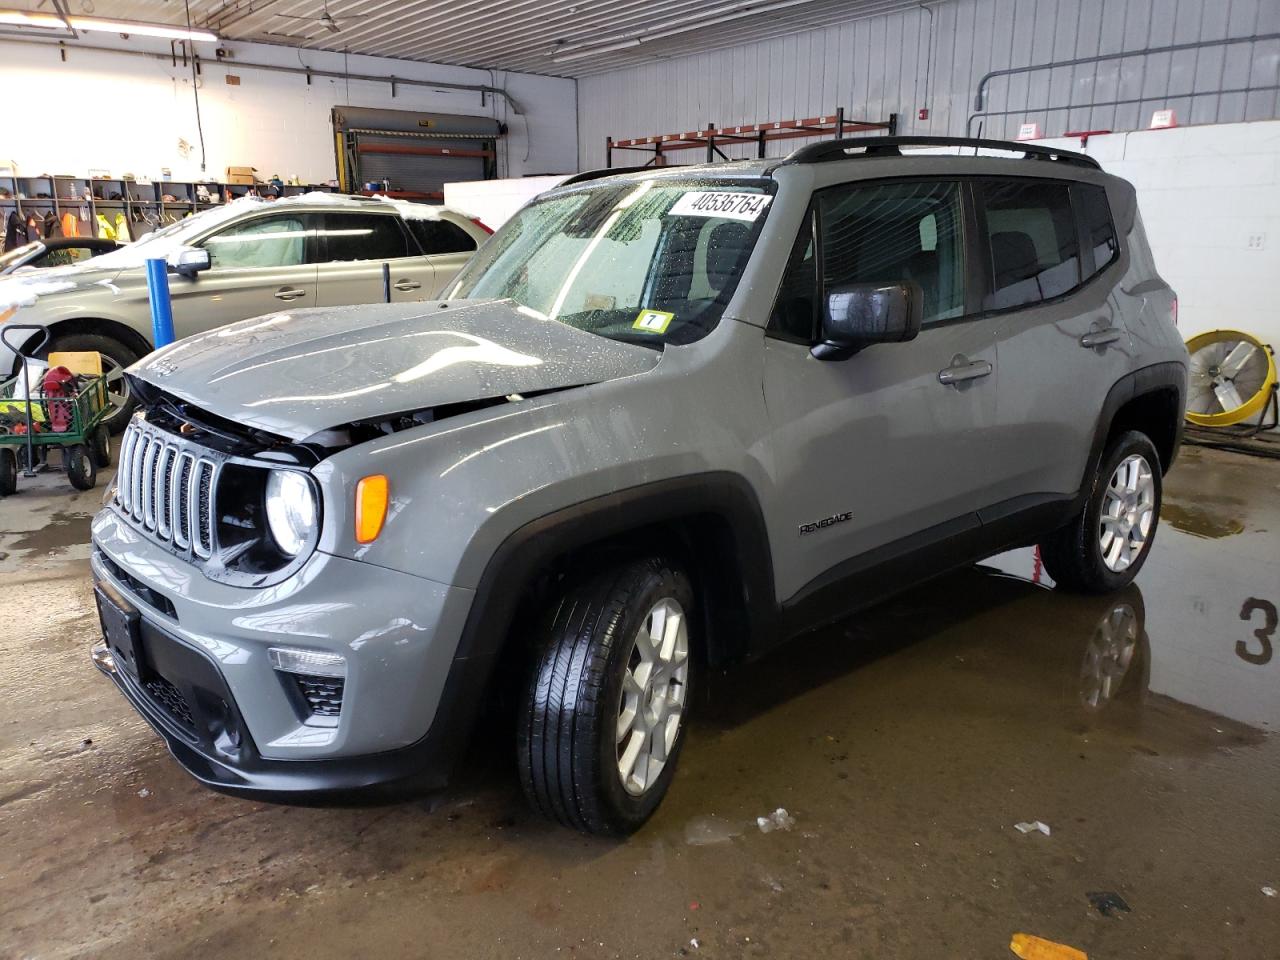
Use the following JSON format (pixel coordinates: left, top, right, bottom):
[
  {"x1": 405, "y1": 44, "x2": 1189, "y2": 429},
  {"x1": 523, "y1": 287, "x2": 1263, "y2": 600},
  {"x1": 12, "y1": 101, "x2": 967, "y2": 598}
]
[{"x1": 17, "y1": 0, "x2": 928, "y2": 76}]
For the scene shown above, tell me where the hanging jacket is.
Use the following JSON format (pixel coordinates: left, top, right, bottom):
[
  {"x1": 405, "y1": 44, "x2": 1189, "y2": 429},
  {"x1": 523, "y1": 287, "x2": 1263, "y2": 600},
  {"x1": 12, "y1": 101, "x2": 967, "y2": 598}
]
[
  {"x1": 43, "y1": 211, "x2": 61, "y2": 238},
  {"x1": 114, "y1": 212, "x2": 131, "y2": 242},
  {"x1": 4, "y1": 211, "x2": 22, "y2": 251},
  {"x1": 25, "y1": 214, "x2": 41, "y2": 243},
  {"x1": 61, "y1": 211, "x2": 78, "y2": 238},
  {"x1": 95, "y1": 213, "x2": 116, "y2": 241}
]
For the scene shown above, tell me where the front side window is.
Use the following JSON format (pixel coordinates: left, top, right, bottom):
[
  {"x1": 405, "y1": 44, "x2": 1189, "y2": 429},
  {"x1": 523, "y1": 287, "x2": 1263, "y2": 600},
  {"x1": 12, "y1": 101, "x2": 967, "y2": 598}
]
[
  {"x1": 981, "y1": 180, "x2": 1081, "y2": 310},
  {"x1": 202, "y1": 214, "x2": 311, "y2": 269},
  {"x1": 320, "y1": 212, "x2": 413, "y2": 262},
  {"x1": 447, "y1": 178, "x2": 773, "y2": 345}
]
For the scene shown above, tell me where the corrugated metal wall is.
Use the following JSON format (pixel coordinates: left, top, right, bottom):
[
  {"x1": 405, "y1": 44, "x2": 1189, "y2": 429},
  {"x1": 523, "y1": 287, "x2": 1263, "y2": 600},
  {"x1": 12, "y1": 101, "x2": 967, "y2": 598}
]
[{"x1": 577, "y1": 0, "x2": 1280, "y2": 168}]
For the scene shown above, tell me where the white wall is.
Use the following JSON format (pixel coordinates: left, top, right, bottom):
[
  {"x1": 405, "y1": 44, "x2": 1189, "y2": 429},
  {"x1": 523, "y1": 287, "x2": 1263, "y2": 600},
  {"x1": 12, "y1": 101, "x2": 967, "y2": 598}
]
[
  {"x1": 0, "y1": 36, "x2": 577, "y2": 184},
  {"x1": 1036, "y1": 121, "x2": 1280, "y2": 352}
]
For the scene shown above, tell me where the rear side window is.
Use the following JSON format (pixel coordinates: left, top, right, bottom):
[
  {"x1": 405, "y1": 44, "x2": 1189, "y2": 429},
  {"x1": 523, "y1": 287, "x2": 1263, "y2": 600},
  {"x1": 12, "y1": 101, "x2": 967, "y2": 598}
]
[
  {"x1": 1076, "y1": 184, "x2": 1118, "y2": 276},
  {"x1": 981, "y1": 180, "x2": 1080, "y2": 310},
  {"x1": 321, "y1": 212, "x2": 414, "y2": 262},
  {"x1": 407, "y1": 219, "x2": 477, "y2": 255}
]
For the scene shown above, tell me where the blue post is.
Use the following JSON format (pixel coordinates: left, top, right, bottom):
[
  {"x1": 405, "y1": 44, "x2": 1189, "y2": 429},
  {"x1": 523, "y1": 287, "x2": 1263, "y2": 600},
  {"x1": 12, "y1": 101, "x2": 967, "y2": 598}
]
[{"x1": 145, "y1": 258, "x2": 175, "y2": 348}]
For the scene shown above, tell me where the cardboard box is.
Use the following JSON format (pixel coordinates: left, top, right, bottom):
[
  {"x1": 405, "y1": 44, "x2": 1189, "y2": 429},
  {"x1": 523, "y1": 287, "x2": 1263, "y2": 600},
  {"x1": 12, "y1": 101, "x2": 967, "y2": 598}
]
[{"x1": 225, "y1": 165, "x2": 256, "y2": 185}]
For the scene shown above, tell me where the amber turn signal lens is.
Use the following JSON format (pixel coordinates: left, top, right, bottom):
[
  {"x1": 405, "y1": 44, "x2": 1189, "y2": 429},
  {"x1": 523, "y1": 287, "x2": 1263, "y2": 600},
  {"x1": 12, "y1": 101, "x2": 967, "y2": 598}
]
[{"x1": 354, "y1": 475, "x2": 389, "y2": 544}]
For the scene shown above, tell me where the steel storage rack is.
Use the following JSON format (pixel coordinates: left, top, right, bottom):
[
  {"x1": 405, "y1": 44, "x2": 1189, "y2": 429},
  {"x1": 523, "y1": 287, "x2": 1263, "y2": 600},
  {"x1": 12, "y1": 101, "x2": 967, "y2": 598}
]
[{"x1": 604, "y1": 108, "x2": 899, "y2": 167}]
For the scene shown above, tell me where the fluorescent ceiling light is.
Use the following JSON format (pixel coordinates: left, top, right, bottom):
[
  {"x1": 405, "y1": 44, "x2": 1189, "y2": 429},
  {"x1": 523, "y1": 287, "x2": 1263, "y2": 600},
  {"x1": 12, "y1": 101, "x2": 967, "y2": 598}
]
[{"x1": 0, "y1": 9, "x2": 219, "y2": 42}]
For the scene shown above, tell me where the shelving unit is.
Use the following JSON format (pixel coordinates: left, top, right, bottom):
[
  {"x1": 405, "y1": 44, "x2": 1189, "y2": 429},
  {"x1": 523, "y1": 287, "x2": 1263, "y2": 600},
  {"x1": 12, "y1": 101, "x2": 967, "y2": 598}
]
[
  {"x1": 0, "y1": 171, "x2": 338, "y2": 244},
  {"x1": 605, "y1": 108, "x2": 899, "y2": 167}
]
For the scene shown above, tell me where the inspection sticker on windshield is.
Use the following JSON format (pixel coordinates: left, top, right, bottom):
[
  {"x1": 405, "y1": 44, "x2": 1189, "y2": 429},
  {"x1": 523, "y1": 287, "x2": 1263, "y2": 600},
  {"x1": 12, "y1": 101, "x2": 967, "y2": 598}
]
[
  {"x1": 668, "y1": 191, "x2": 772, "y2": 222},
  {"x1": 633, "y1": 309, "x2": 674, "y2": 334}
]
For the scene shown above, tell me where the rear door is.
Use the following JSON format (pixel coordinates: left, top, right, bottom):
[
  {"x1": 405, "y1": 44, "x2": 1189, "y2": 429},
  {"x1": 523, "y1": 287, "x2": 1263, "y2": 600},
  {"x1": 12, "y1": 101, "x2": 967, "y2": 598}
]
[
  {"x1": 404, "y1": 216, "x2": 481, "y2": 294},
  {"x1": 314, "y1": 210, "x2": 436, "y2": 306},
  {"x1": 982, "y1": 178, "x2": 1132, "y2": 503},
  {"x1": 762, "y1": 178, "x2": 1000, "y2": 605},
  {"x1": 169, "y1": 211, "x2": 320, "y2": 337}
]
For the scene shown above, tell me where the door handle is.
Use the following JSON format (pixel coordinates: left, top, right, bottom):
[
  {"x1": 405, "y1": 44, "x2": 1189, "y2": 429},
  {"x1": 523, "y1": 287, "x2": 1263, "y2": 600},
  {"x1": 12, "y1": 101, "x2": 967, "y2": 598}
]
[
  {"x1": 393, "y1": 279, "x2": 422, "y2": 292},
  {"x1": 938, "y1": 358, "x2": 993, "y2": 385},
  {"x1": 274, "y1": 286, "x2": 307, "y2": 301},
  {"x1": 1080, "y1": 327, "x2": 1122, "y2": 349}
]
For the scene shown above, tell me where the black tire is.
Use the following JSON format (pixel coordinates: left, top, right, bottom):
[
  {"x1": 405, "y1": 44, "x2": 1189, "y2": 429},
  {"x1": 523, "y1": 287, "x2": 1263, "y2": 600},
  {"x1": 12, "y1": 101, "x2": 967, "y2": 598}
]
[
  {"x1": 90, "y1": 423, "x2": 112, "y2": 468},
  {"x1": 0, "y1": 448, "x2": 15, "y2": 496},
  {"x1": 518, "y1": 557, "x2": 695, "y2": 835},
  {"x1": 43, "y1": 333, "x2": 139, "y2": 434},
  {"x1": 64, "y1": 443, "x2": 97, "y2": 491},
  {"x1": 1040, "y1": 430, "x2": 1162, "y2": 594}
]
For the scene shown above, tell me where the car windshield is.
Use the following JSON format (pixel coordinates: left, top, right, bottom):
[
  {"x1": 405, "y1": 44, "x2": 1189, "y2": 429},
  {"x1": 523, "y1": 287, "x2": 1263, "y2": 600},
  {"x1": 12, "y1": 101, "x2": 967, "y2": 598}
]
[
  {"x1": 447, "y1": 177, "x2": 774, "y2": 345},
  {"x1": 0, "y1": 242, "x2": 40, "y2": 269}
]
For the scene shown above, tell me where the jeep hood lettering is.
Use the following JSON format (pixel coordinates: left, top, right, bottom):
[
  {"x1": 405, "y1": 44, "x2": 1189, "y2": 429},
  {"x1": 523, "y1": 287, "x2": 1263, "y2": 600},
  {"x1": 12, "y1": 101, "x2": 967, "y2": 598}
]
[{"x1": 130, "y1": 299, "x2": 662, "y2": 440}]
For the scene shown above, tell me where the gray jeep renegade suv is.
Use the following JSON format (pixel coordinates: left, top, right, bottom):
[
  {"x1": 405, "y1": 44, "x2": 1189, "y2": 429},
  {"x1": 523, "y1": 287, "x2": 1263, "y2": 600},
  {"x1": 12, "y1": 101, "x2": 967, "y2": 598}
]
[{"x1": 90, "y1": 136, "x2": 1187, "y2": 835}]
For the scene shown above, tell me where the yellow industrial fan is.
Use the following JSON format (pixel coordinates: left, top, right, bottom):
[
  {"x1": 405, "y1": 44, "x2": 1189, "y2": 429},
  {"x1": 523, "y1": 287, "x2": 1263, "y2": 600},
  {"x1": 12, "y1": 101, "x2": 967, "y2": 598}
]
[{"x1": 1185, "y1": 329, "x2": 1277, "y2": 428}]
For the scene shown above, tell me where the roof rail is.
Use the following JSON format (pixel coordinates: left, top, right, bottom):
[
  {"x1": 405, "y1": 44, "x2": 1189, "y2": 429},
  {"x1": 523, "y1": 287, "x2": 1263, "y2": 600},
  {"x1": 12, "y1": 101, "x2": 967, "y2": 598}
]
[
  {"x1": 778, "y1": 136, "x2": 1101, "y2": 170},
  {"x1": 558, "y1": 165, "x2": 656, "y2": 186}
]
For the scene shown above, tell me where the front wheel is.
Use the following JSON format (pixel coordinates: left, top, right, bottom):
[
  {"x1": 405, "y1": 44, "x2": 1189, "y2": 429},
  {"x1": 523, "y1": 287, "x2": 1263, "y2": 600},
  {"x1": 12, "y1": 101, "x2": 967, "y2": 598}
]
[
  {"x1": 64, "y1": 443, "x2": 97, "y2": 491},
  {"x1": 1040, "y1": 430, "x2": 1163, "y2": 593},
  {"x1": 518, "y1": 557, "x2": 695, "y2": 835},
  {"x1": 90, "y1": 424, "x2": 112, "y2": 468}
]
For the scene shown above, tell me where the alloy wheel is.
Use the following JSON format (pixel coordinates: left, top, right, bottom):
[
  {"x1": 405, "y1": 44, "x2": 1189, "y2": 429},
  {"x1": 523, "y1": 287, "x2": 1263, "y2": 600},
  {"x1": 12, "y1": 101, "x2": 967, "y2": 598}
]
[
  {"x1": 1098, "y1": 454, "x2": 1155, "y2": 573},
  {"x1": 615, "y1": 597, "x2": 690, "y2": 797}
]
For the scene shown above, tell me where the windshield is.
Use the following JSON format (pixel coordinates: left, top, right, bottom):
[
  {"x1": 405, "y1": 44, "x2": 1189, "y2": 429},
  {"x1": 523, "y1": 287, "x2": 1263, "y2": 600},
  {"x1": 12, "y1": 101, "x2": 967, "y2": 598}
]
[{"x1": 447, "y1": 177, "x2": 774, "y2": 345}]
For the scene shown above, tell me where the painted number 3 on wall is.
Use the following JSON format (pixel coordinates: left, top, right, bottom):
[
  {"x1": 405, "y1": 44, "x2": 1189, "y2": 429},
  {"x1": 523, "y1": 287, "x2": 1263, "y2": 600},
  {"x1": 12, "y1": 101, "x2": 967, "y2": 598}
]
[{"x1": 1237, "y1": 597, "x2": 1277, "y2": 665}]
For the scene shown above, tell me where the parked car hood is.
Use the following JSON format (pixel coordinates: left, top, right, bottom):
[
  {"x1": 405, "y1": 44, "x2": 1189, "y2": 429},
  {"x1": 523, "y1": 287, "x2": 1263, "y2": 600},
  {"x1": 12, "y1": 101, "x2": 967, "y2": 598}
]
[
  {"x1": 0, "y1": 262, "x2": 127, "y2": 310},
  {"x1": 129, "y1": 299, "x2": 663, "y2": 440}
]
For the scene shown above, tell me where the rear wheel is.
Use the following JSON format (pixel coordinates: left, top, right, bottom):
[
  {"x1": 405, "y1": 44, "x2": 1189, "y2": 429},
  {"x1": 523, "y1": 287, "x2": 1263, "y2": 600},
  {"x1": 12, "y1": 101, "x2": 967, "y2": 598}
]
[
  {"x1": 518, "y1": 557, "x2": 695, "y2": 835},
  {"x1": 44, "y1": 333, "x2": 139, "y2": 434},
  {"x1": 64, "y1": 443, "x2": 96, "y2": 491},
  {"x1": 1040, "y1": 430, "x2": 1162, "y2": 593},
  {"x1": 0, "y1": 448, "x2": 15, "y2": 496}
]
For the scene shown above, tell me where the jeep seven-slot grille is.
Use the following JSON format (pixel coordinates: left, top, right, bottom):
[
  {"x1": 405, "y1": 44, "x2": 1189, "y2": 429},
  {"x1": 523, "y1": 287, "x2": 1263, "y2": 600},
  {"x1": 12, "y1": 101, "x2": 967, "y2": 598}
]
[{"x1": 117, "y1": 420, "x2": 218, "y2": 558}]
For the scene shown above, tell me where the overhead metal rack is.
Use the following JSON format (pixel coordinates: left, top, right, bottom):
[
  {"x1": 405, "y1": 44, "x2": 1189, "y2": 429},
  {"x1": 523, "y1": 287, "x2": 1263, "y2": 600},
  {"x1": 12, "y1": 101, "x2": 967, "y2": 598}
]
[{"x1": 605, "y1": 108, "x2": 898, "y2": 167}]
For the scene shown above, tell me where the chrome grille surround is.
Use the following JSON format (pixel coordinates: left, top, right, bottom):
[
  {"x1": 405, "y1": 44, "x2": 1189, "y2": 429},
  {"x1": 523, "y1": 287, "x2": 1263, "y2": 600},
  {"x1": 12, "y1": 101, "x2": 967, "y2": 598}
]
[{"x1": 116, "y1": 417, "x2": 221, "y2": 560}]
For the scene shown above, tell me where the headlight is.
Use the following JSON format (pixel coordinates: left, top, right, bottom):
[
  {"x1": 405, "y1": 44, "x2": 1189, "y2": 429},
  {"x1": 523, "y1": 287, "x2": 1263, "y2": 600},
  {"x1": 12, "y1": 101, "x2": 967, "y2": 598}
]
[{"x1": 265, "y1": 470, "x2": 316, "y2": 556}]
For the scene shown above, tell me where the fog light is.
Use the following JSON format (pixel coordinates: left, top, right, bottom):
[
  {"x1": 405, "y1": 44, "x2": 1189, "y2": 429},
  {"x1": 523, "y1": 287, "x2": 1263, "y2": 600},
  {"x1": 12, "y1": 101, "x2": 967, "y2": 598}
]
[{"x1": 268, "y1": 646, "x2": 346, "y2": 678}]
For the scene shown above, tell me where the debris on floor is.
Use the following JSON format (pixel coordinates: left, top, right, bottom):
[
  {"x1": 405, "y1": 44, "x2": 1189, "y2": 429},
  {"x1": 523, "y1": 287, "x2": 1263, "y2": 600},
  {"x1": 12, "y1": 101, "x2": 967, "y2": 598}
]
[
  {"x1": 684, "y1": 815, "x2": 742, "y2": 846},
  {"x1": 1086, "y1": 891, "x2": 1131, "y2": 918},
  {"x1": 756, "y1": 808, "x2": 795, "y2": 833},
  {"x1": 1009, "y1": 932, "x2": 1088, "y2": 960},
  {"x1": 1014, "y1": 820, "x2": 1051, "y2": 836},
  {"x1": 1263, "y1": 886, "x2": 1277, "y2": 898},
  {"x1": 136, "y1": 788, "x2": 150, "y2": 799}
]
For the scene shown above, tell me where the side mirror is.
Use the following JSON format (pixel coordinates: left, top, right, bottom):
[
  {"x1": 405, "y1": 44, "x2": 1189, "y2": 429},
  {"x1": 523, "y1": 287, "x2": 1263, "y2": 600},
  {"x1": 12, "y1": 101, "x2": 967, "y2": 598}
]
[
  {"x1": 168, "y1": 246, "x2": 211, "y2": 279},
  {"x1": 812, "y1": 281, "x2": 923, "y2": 360}
]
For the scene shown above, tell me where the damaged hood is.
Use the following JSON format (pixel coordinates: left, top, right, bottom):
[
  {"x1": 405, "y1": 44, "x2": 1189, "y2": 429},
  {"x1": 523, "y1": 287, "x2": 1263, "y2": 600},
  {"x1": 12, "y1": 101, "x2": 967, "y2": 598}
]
[{"x1": 129, "y1": 299, "x2": 662, "y2": 440}]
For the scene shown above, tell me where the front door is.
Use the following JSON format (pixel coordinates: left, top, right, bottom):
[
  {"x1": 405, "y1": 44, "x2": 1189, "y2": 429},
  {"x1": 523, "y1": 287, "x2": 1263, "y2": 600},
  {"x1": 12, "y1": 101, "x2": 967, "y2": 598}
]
[
  {"x1": 762, "y1": 179, "x2": 999, "y2": 605},
  {"x1": 169, "y1": 212, "x2": 320, "y2": 337},
  {"x1": 314, "y1": 211, "x2": 436, "y2": 306}
]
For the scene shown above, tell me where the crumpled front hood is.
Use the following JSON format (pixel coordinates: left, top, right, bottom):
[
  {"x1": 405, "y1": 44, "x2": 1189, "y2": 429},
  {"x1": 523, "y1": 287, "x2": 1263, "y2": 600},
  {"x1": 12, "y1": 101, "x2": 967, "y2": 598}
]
[{"x1": 130, "y1": 299, "x2": 662, "y2": 440}]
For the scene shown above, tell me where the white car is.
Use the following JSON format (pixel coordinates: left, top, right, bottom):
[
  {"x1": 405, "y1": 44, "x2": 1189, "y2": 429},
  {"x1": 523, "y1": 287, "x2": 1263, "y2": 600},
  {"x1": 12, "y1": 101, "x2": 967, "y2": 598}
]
[{"x1": 0, "y1": 193, "x2": 490, "y2": 430}]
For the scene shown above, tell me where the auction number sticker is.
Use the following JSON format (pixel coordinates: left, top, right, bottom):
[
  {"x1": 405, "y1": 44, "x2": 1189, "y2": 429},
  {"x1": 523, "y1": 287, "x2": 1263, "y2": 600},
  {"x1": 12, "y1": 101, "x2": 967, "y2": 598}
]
[
  {"x1": 668, "y1": 191, "x2": 772, "y2": 221},
  {"x1": 633, "y1": 309, "x2": 675, "y2": 333}
]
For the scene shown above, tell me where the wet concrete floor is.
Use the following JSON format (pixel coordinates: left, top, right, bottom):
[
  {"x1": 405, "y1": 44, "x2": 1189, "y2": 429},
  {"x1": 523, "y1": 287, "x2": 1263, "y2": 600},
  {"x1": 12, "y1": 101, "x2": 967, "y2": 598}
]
[{"x1": 1, "y1": 443, "x2": 1277, "y2": 959}]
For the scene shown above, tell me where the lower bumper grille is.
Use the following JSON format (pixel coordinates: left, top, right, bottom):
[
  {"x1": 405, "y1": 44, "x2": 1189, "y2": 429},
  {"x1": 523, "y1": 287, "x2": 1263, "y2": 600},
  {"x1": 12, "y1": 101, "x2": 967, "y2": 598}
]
[
  {"x1": 145, "y1": 675, "x2": 196, "y2": 729},
  {"x1": 295, "y1": 675, "x2": 345, "y2": 718}
]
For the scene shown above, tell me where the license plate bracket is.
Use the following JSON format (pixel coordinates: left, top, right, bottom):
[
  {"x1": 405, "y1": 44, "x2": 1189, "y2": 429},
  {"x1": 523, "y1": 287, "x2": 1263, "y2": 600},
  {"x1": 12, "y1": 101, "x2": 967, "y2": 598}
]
[{"x1": 95, "y1": 581, "x2": 143, "y2": 681}]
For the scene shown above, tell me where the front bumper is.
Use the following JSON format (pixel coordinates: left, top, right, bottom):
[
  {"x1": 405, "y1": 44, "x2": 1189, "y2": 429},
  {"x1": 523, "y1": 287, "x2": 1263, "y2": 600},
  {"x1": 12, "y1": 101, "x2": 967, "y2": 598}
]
[{"x1": 90, "y1": 507, "x2": 482, "y2": 796}]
